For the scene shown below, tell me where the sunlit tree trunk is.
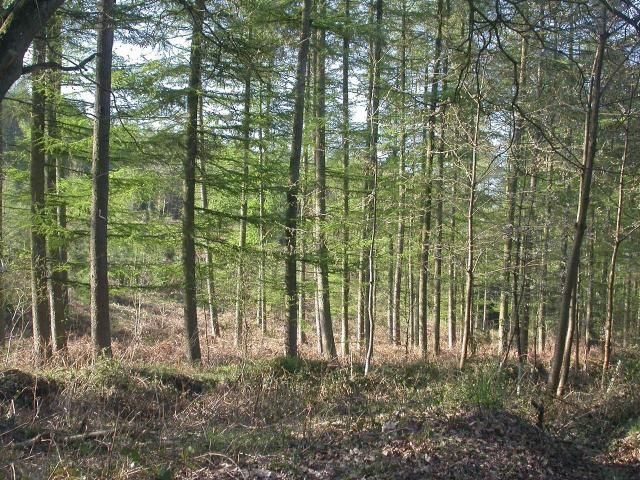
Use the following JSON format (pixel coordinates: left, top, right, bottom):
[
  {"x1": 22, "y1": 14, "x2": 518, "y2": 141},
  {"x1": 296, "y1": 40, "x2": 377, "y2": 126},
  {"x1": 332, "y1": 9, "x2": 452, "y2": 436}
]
[
  {"x1": 31, "y1": 33, "x2": 51, "y2": 362},
  {"x1": 364, "y1": 0, "x2": 382, "y2": 375},
  {"x1": 459, "y1": 95, "x2": 480, "y2": 370},
  {"x1": 284, "y1": 0, "x2": 312, "y2": 357},
  {"x1": 198, "y1": 96, "x2": 219, "y2": 339},
  {"x1": 602, "y1": 103, "x2": 630, "y2": 379},
  {"x1": 313, "y1": 4, "x2": 336, "y2": 358},
  {"x1": 447, "y1": 166, "x2": 457, "y2": 349},
  {"x1": 340, "y1": 0, "x2": 351, "y2": 357},
  {"x1": 235, "y1": 73, "x2": 251, "y2": 349},
  {"x1": 45, "y1": 15, "x2": 67, "y2": 352},
  {"x1": 391, "y1": 1, "x2": 407, "y2": 348},
  {"x1": 181, "y1": 0, "x2": 204, "y2": 363},
  {"x1": 0, "y1": 101, "x2": 4, "y2": 346},
  {"x1": 549, "y1": 12, "x2": 607, "y2": 394}
]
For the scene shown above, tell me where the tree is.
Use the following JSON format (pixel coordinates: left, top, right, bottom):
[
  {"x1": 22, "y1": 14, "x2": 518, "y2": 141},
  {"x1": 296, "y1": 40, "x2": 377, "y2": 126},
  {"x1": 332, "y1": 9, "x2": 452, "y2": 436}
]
[
  {"x1": 284, "y1": 0, "x2": 312, "y2": 358},
  {"x1": 313, "y1": 0, "x2": 336, "y2": 359},
  {"x1": 90, "y1": 0, "x2": 115, "y2": 359},
  {"x1": 548, "y1": 7, "x2": 608, "y2": 396},
  {"x1": 0, "y1": 0, "x2": 64, "y2": 99},
  {"x1": 46, "y1": 14, "x2": 68, "y2": 352},
  {"x1": 31, "y1": 32, "x2": 52, "y2": 362},
  {"x1": 182, "y1": 0, "x2": 204, "y2": 363}
]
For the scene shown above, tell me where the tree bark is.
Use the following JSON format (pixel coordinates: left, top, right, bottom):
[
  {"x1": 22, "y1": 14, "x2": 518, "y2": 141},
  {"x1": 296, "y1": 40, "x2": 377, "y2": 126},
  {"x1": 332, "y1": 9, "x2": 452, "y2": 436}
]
[
  {"x1": 284, "y1": 0, "x2": 312, "y2": 357},
  {"x1": 364, "y1": 0, "x2": 382, "y2": 375},
  {"x1": 340, "y1": 0, "x2": 351, "y2": 357},
  {"x1": 235, "y1": 73, "x2": 251, "y2": 349},
  {"x1": 313, "y1": 4, "x2": 337, "y2": 358},
  {"x1": 459, "y1": 95, "x2": 480, "y2": 370},
  {"x1": 602, "y1": 100, "x2": 630, "y2": 379},
  {"x1": 31, "y1": 33, "x2": 52, "y2": 362},
  {"x1": 0, "y1": 101, "x2": 4, "y2": 346},
  {"x1": 0, "y1": 0, "x2": 64, "y2": 99},
  {"x1": 548, "y1": 13, "x2": 607, "y2": 395},
  {"x1": 198, "y1": 96, "x2": 219, "y2": 339},
  {"x1": 46, "y1": 14, "x2": 67, "y2": 352},
  {"x1": 181, "y1": 0, "x2": 204, "y2": 363}
]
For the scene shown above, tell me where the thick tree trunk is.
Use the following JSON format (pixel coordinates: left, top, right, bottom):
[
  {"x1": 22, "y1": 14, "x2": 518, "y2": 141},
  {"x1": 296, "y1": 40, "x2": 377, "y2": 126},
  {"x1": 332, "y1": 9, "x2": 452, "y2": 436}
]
[
  {"x1": 181, "y1": 0, "x2": 204, "y2": 363},
  {"x1": 31, "y1": 34, "x2": 51, "y2": 362},
  {"x1": 90, "y1": 0, "x2": 115, "y2": 359},
  {"x1": 548, "y1": 15, "x2": 606, "y2": 395},
  {"x1": 284, "y1": 0, "x2": 312, "y2": 357},
  {"x1": 0, "y1": 0, "x2": 64, "y2": 99}
]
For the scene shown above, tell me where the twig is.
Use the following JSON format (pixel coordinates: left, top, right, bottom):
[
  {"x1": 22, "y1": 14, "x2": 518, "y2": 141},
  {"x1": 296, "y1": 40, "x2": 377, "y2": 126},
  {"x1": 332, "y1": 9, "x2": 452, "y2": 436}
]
[
  {"x1": 194, "y1": 451, "x2": 247, "y2": 480},
  {"x1": 10, "y1": 429, "x2": 112, "y2": 448}
]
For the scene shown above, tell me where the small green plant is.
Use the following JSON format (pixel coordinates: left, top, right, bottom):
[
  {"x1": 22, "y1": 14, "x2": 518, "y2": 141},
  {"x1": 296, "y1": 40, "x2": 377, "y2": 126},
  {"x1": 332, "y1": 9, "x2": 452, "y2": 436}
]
[{"x1": 445, "y1": 363, "x2": 507, "y2": 411}]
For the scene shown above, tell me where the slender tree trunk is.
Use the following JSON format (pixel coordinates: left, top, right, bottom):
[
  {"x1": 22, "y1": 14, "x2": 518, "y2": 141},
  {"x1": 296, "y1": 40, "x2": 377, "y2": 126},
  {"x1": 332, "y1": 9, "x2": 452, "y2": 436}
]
[
  {"x1": 364, "y1": 0, "x2": 382, "y2": 375},
  {"x1": 0, "y1": 101, "x2": 4, "y2": 346},
  {"x1": 584, "y1": 211, "x2": 595, "y2": 362},
  {"x1": 314, "y1": 6, "x2": 337, "y2": 358},
  {"x1": 447, "y1": 167, "x2": 457, "y2": 349},
  {"x1": 257, "y1": 70, "x2": 272, "y2": 335},
  {"x1": 198, "y1": 96, "x2": 219, "y2": 339},
  {"x1": 45, "y1": 15, "x2": 67, "y2": 352},
  {"x1": 418, "y1": 11, "x2": 442, "y2": 357},
  {"x1": 558, "y1": 282, "x2": 578, "y2": 396},
  {"x1": 285, "y1": 0, "x2": 312, "y2": 357},
  {"x1": 602, "y1": 105, "x2": 630, "y2": 379},
  {"x1": 235, "y1": 73, "x2": 251, "y2": 349},
  {"x1": 537, "y1": 157, "x2": 552, "y2": 352},
  {"x1": 549, "y1": 14, "x2": 607, "y2": 395},
  {"x1": 459, "y1": 96, "x2": 480, "y2": 370},
  {"x1": 391, "y1": 1, "x2": 407, "y2": 348},
  {"x1": 31, "y1": 33, "x2": 51, "y2": 362},
  {"x1": 340, "y1": 0, "x2": 351, "y2": 357},
  {"x1": 181, "y1": 0, "x2": 204, "y2": 363}
]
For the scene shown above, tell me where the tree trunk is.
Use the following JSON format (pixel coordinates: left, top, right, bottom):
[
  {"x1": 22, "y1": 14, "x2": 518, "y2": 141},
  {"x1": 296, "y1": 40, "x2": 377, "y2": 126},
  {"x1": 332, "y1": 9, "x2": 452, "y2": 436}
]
[
  {"x1": 235, "y1": 73, "x2": 251, "y2": 349},
  {"x1": 602, "y1": 103, "x2": 630, "y2": 379},
  {"x1": 459, "y1": 96, "x2": 480, "y2": 370},
  {"x1": 0, "y1": 101, "x2": 4, "y2": 346},
  {"x1": 0, "y1": 0, "x2": 64, "y2": 99},
  {"x1": 391, "y1": 1, "x2": 407, "y2": 348},
  {"x1": 340, "y1": 0, "x2": 351, "y2": 357},
  {"x1": 364, "y1": 0, "x2": 383, "y2": 375},
  {"x1": 548, "y1": 13, "x2": 607, "y2": 395},
  {"x1": 181, "y1": 0, "x2": 204, "y2": 363},
  {"x1": 198, "y1": 96, "x2": 219, "y2": 339},
  {"x1": 448, "y1": 167, "x2": 457, "y2": 349},
  {"x1": 537, "y1": 157, "x2": 552, "y2": 353},
  {"x1": 284, "y1": 0, "x2": 312, "y2": 357},
  {"x1": 31, "y1": 33, "x2": 51, "y2": 362},
  {"x1": 313, "y1": 5, "x2": 337, "y2": 358},
  {"x1": 46, "y1": 15, "x2": 67, "y2": 352}
]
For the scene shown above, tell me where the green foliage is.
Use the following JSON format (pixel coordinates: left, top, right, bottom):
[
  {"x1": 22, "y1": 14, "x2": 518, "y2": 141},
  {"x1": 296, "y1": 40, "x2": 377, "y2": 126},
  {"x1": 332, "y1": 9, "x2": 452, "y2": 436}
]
[{"x1": 444, "y1": 363, "x2": 507, "y2": 411}]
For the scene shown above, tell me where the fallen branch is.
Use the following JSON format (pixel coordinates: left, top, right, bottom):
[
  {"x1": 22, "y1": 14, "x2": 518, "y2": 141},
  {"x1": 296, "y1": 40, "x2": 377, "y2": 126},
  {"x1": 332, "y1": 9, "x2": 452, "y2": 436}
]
[{"x1": 10, "y1": 429, "x2": 112, "y2": 448}]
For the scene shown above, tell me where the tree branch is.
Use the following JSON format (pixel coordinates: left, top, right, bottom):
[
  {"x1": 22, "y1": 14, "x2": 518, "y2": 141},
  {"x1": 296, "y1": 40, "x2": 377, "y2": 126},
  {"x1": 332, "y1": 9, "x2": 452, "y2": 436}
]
[{"x1": 22, "y1": 52, "x2": 97, "y2": 75}]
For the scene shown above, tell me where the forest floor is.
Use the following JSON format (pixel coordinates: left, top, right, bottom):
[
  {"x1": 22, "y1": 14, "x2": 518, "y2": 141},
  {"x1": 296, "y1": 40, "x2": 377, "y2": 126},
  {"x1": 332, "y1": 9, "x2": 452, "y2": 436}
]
[{"x1": 1, "y1": 297, "x2": 639, "y2": 479}]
